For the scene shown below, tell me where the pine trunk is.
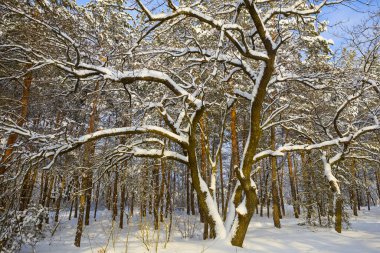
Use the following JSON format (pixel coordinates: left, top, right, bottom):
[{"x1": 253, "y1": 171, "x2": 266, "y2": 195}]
[
  {"x1": 0, "y1": 68, "x2": 32, "y2": 175},
  {"x1": 54, "y1": 176, "x2": 66, "y2": 222},
  {"x1": 270, "y1": 127, "x2": 281, "y2": 228},
  {"x1": 112, "y1": 171, "x2": 119, "y2": 221},
  {"x1": 287, "y1": 152, "x2": 299, "y2": 218}
]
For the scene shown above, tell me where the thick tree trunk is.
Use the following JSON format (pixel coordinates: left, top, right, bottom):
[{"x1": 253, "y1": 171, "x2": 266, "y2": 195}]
[
  {"x1": 335, "y1": 194, "x2": 343, "y2": 233},
  {"x1": 20, "y1": 166, "x2": 38, "y2": 211},
  {"x1": 0, "y1": 69, "x2": 32, "y2": 175}
]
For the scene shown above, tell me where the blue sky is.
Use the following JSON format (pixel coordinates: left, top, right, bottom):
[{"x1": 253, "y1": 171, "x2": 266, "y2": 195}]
[
  {"x1": 76, "y1": 0, "x2": 377, "y2": 49},
  {"x1": 321, "y1": 0, "x2": 379, "y2": 50}
]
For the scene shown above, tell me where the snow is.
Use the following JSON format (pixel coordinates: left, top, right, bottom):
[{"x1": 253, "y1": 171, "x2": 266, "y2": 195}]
[
  {"x1": 198, "y1": 173, "x2": 227, "y2": 239},
  {"x1": 236, "y1": 198, "x2": 247, "y2": 215},
  {"x1": 22, "y1": 206, "x2": 380, "y2": 253},
  {"x1": 321, "y1": 152, "x2": 340, "y2": 194}
]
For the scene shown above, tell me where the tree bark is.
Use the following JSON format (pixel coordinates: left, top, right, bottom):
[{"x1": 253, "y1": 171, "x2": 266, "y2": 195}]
[
  {"x1": 0, "y1": 68, "x2": 32, "y2": 175},
  {"x1": 335, "y1": 194, "x2": 343, "y2": 233},
  {"x1": 119, "y1": 183, "x2": 126, "y2": 229},
  {"x1": 165, "y1": 161, "x2": 171, "y2": 218},
  {"x1": 93, "y1": 182, "x2": 100, "y2": 221},
  {"x1": 287, "y1": 152, "x2": 299, "y2": 218},
  {"x1": 159, "y1": 159, "x2": 166, "y2": 222},
  {"x1": 74, "y1": 175, "x2": 86, "y2": 247},
  {"x1": 84, "y1": 81, "x2": 100, "y2": 225},
  {"x1": 278, "y1": 166, "x2": 285, "y2": 218},
  {"x1": 45, "y1": 175, "x2": 55, "y2": 223},
  {"x1": 363, "y1": 169, "x2": 371, "y2": 211},
  {"x1": 153, "y1": 161, "x2": 160, "y2": 230},
  {"x1": 349, "y1": 161, "x2": 358, "y2": 216},
  {"x1": 301, "y1": 152, "x2": 312, "y2": 220},
  {"x1": 112, "y1": 171, "x2": 119, "y2": 221},
  {"x1": 270, "y1": 126, "x2": 281, "y2": 228},
  {"x1": 200, "y1": 117, "x2": 209, "y2": 239},
  {"x1": 218, "y1": 148, "x2": 225, "y2": 216},
  {"x1": 54, "y1": 176, "x2": 66, "y2": 222},
  {"x1": 376, "y1": 168, "x2": 380, "y2": 201},
  {"x1": 19, "y1": 166, "x2": 38, "y2": 211}
]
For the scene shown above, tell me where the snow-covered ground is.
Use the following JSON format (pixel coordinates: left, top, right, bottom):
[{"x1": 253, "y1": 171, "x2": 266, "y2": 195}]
[{"x1": 21, "y1": 206, "x2": 380, "y2": 253}]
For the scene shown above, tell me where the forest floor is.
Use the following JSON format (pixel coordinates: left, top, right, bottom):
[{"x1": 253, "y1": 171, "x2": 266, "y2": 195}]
[{"x1": 21, "y1": 206, "x2": 380, "y2": 253}]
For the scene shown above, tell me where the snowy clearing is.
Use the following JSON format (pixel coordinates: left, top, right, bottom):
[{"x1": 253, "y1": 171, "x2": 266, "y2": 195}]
[{"x1": 22, "y1": 207, "x2": 380, "y2": 253}]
